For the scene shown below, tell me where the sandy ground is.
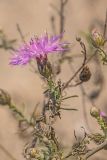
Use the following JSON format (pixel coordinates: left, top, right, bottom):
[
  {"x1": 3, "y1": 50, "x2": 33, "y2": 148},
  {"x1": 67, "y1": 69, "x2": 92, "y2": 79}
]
[{"x1": 0, "y1": 0, "x2": 107, "y2": 160}]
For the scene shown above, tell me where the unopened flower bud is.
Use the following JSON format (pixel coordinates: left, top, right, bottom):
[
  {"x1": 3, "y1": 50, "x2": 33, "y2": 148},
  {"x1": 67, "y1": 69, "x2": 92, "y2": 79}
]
[
  {"x1": 100, "y1": 111, "x2": 106, "y2": 117},
  {"x1": 0, "y1": 89, "x2": 11, "y2": 105},
  {"x1": 30, "y1": 148, "x2": 36, "y2": 158},
  {"x1": 37, "y1": 58, "x2": 52, "y2": 78},
  {"x1": 91, "y1": 29, "x2": 105, "y2": 47},
  {"x1": 90, "y1": 106, "x2": 100, "y2": 118}
]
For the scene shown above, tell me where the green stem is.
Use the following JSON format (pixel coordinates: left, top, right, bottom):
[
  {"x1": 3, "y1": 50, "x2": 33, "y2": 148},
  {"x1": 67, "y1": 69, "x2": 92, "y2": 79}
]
[
  {"x1": 60, "y1": 107, "x2": 78, "y2": 111},
  {"x1": 8, "y1": 103, "x2": 34, "y2": 127}
]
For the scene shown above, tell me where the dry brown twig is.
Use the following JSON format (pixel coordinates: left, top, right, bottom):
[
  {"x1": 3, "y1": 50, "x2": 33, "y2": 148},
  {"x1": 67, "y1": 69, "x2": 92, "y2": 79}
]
[
  {"x1": 63, "y1": 140, "x2": 107, "y2": 160},
  {"x1": 84, "y1": 140, "x2": 107, "y2": 160},
  {"x1": 63, "y1": 38, "x2": 87, "y2": 90},
  {"x1": 59, "y1": 0, "x2": 69, "y2": 34},
  {"x1": 50, "y1": 0, "x2": 69, "y2": 35},
  {"x1": 103, "y1": 9, "x2": 107, "y2": 39},
  {"x1": 16, "y1": 24, "x2": 25, "y2": 43}
]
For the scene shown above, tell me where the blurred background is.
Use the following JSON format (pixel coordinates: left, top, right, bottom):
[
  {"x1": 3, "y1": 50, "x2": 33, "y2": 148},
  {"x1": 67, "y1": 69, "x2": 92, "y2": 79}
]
[{"x1": 0, "y1": 0, "x2": 107, "y2": 159}]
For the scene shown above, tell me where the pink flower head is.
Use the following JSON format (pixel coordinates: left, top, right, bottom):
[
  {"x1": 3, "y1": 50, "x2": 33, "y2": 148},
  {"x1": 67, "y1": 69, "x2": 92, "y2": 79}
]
[
  {"x1": 91, "y1": 28, "x2": 105, "y2": 46},
  {"x1": 10, "y1": 33, "x2": 69, "y2": 65},
  {"x1": 100, "y1": 111, "x2": 107, "y2": 123},
  {"x1": 100, "y1": 111, "x2": 106, "y2": 117},
  {"x1": 92, "y1": 29, "x2": 100, "y2": 40}
]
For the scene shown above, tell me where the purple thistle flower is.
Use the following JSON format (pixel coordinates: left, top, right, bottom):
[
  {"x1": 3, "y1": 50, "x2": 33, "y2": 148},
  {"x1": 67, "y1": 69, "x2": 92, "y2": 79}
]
[
  {"x1": 10, "y1": 33, "x2": 68, "y2": 65},
  {"x1": 100, "y1": 111, "x2": 107, "y2": 123},
  {"x1": 100, "y1": 111, "x2": 107, "y2": 117}
]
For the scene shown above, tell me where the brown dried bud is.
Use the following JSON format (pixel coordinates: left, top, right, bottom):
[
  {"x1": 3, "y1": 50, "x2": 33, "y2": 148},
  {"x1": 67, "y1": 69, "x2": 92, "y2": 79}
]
[
  {"x1": 79, "y1": 66, "x2": 91, "y2": 82},
  {"x1": 90, "y1": 106, "x2": 100, "y2": 118},
  {"x1": 76, "y1": 37, "x2": 81, "y2": 42},
  {"x1": 0, "y1": 89, "x2": 11, "y2": 105}
]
